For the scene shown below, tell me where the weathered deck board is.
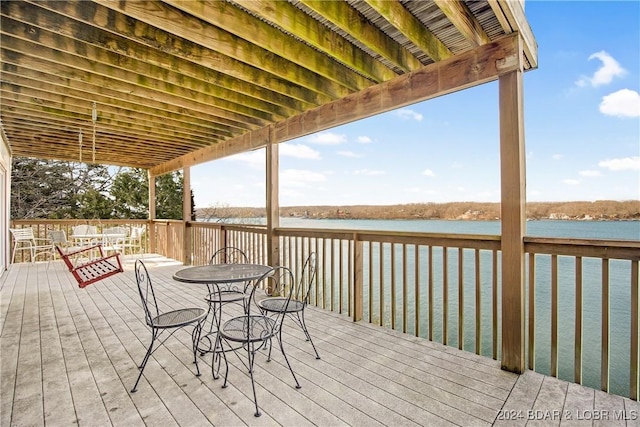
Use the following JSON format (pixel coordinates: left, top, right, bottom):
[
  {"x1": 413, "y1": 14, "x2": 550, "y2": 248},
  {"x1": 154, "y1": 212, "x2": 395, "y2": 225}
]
[{"x1": 1, "y1": 257, "x2": 638, "y2": 427}]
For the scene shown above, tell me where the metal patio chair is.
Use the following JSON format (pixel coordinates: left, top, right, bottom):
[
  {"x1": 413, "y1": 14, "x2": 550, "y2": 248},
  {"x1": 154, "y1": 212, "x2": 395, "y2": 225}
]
[
  {"x1": 217, "y1": 265, "x2": 301, "y2": 417},
  {"x1": 258, "y1": 252, "x2": 320, "y2": 359},
  {"x1": 204, "y1": 247, "x2": 250, "y2": 373},
  {"x1": 131, "y1": 260, "x2": 207, "y2": 393}
]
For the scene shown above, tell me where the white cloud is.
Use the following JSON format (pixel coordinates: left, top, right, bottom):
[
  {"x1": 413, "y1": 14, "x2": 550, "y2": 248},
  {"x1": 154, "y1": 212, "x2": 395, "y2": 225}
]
[
  {"x1": 422, "y1": 169, "x2": 435, "y2": 176},
  {"x1": 552, "y1": 154, "x2": 563, "y2": 160},
  {"x1": 280, "y1": 169, "x2": 326, "y2": 188},
  {"x1": 357, "y1": 136, "x2": 372, "y2": 144},
  {"x1": 575, "y1": 51, "x2": 626, "y2": 87},
  {"x1": 353, "y1": 169, "x2": 385, "y2": 176},
  {"x1": 598, "y1": 156, "x2": 640, "y2": 171},
  {"x1": 337, "y1": 150, "x2": 361, "y2": 158},
  {"x1": 394, "y1": 108, "x2": 423, "y2": 121},
  {"x1": 564, "y1": 179, "x2": 580, "y2": 185},
  {"x1": 280, "y1": 143, "x2": 321, "y2": 159},
  {"x1": 307, "y1": 132, "x2": 347, "y2": 145},
  {"x1": 579, "y1": 170, "x2": 602, "y2": 177},
  {"x1": 599, "y1": 89, "x2": 640, "y2": 118}
]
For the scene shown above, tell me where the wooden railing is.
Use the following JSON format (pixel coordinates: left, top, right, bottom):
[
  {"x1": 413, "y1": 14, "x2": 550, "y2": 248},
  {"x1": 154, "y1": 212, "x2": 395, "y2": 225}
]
[
  {"x1": 9, "y1": 219, "x2": 151, "y2": 262},
  {"x1": 8, "y1": 219, "x2": 639, "y2": 400},
  {"x1": 182, "y1": 222, "x2": 638, "y2": 400}
]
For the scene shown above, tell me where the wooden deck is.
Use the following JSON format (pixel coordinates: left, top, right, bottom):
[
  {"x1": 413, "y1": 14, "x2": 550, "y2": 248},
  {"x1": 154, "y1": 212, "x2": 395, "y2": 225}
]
[{"x1": 1, "y1": 256, "x2": 638, "y2": 427}]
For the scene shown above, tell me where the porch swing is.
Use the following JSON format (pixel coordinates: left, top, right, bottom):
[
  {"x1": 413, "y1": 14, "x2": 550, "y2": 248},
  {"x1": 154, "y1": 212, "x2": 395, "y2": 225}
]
[{"x1": 59, "y1": 102, "x2": 124, "y2": 288}]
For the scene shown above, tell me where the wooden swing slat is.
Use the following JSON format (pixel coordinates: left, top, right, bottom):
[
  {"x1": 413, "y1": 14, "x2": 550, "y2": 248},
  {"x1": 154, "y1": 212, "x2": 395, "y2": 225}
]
[{"x1": 56, "y1": 244, "x2": 124, "y2": 288}]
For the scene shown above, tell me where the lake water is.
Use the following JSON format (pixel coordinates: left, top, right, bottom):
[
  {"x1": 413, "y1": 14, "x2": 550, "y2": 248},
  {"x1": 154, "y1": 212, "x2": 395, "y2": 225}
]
[{"x1": 227, "y1": 217, "x2": 639, "y2": 397}]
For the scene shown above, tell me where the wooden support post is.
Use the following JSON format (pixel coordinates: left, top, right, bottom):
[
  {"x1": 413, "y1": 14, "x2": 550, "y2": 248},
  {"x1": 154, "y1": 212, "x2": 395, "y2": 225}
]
[
  {"x1": 266, "y1": 127, "x2": 280, "y2": 268},
  {"x1": 499, "y1": 48, "x2": 526, "y2": 374},
  {"x1": 182, "y1": 167, "x2": 191, "y2": 265},
  {"x1": 148, "y1": 172, "x2": 156, "y2": 255}
]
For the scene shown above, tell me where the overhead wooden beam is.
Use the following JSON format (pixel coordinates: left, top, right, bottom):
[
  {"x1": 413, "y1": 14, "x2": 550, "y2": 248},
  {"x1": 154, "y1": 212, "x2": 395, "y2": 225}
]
[
  {"x1": 28, "y1": 0, "x2": 331, "y2": 107},
  {"x1": 6, "y1": 0, "x2": 312, "y2": 114},
  {"x1": 1, "y1": 60, "x2": 256, "y2": 132},
  {"x1": 0, "y1": 19, "x2": 287, "y2": 122},
  {"x1": 234, "y1": 0, "x2": 399, "y2": 83},
  {"x1": 93, "y1": 0, "x2": 355, "y2": 100},
  {"x1": 152, "y1": 33, "x2": 521, "y2": 175},
  {"x1": 365, "y1": 0, "x2": 453, "y2": 61},
  {"x1": 298, "y1": 0, "x2": 423, "y2": 73},
  {"x1": 165, "y1": 0, "x2": 375, "y2": 91},
  {"x1": 433, "y1": 0, "x2": 490, "y2": 48}
]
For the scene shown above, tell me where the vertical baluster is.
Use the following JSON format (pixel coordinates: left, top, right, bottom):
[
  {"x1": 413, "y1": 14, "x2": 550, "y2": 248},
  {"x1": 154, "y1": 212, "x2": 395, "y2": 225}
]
[
  {"x1": 391, "y1": 243, "x2": 396, "y2": 330},
  {"x1": 493, "y1": 249, "x2": 498, "y2": 360},
  {"x1": 551, "y1": 254, "x2": 558, "y2": 377},
  {"x1": 528, "y1": 252, "x2": 536, "y2": 370},
  {"x1": 348, "y1": 238, "x2": 353, "y2": 316},
  {"x1": 428, "y1": 246, "x2": 434, "y2": 342},
  {"x1": 368, "y1": 241, "x2": 373, "y2": 324},
  {"x1": 415, "y1": 245, "x2": 420, "y2": 337},
  {"x1": 338, "y1": 239, "x2": 344, "y2": 314},
  {"x1": 458, "y1": 247, "x2": 464, "y2": 350},
  {"x1": 475, "y1": 248, "x2": 481, "y2": 355},
  {"x1": 631, "y1": 260, "x2": 639, "y2": 400},
  {"x1": 443, "y1": 247, "x2": 449, "y2": 345},
  {"x1": 575, "y1": 256, "x2": 583, "y2": 384},
  {"x1": 321, "y1": 238, "x2": 327, "y2": 310},
  {"x1": 601, "y1": 258, "x2": 610, "y2": 392},
  {"x1": 330, "y1": 238, "x2": 335, "y2": 312},
  {"x1": 379, "y1": 242, "x2": 384, "y2": 327},
  {"x1": 402, "y1": 244, "x2": 408, "y2": 334}
]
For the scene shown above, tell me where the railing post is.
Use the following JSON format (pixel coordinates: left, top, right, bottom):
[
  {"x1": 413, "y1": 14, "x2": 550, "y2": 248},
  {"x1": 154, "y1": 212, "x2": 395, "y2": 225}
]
[
  {"x1": 182, "y1": 167, "x2": 191, "y2": 265},
  {"x1": 148, "y1": 173, "x2": 156, "y2": 255},
  {"x1": 266, "y1": 127, "x2": 280, "y2": 267},
  {"x1": 499, "y1": 54, "x2": 526, "y2": 374},
  {"x1": 353, "y1": 233, "x2": 363, "y2": 322}
]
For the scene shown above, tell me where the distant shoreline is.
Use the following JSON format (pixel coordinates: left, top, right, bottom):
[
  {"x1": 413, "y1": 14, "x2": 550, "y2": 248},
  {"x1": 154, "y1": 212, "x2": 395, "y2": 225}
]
[{"x1": 197, "y1": 200, "x2": 640, "y2": 222}]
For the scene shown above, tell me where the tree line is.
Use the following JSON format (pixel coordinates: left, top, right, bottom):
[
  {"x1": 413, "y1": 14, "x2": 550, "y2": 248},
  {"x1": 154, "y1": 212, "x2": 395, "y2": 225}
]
[
  {"x1": 10, "y1": 157, "x2": 193, "y2": 220},
  {"x1": 199, "y1": 200, "x2": 640, "y2": 221}
]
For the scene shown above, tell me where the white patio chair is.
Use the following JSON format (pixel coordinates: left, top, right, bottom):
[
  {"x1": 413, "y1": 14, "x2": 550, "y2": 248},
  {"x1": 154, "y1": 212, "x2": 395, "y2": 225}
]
[
  {"x1": 119, "y1": 226, "x2": 145, "y2": 255},
  {"x1": 49, "y1": 230, "x2": 86, "y2": 263},
  {"x1": 101, "y1": 226, "x2": 128, "y2": 254},
  {"x1": 71, "y1": 224, "x2": 99, "y2": 248},
  {"x1": 9, "y1": 228, "x2": 54, "y2": 263}
]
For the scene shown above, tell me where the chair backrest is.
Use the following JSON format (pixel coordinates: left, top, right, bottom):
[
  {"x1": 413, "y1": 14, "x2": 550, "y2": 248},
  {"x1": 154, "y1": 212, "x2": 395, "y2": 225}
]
[
  {"x1": 10, "y1": 228, "x2": 35, "y2": 242},
  {"x1": 130, "y1": 226, "x2": 144, "y2": 239},
  {"x1": 134, "y1": 260, "x2": 160, "y2": 327},
  {"x1": 48, "y1": 230, "x2": 68, "y2": 245},
  {"x1": 249, "y1": 266, "x2": 294, "y2": 319},
  {"x1": 72, "y1": 224, "x2": 97, "y2": 236},
  {"x1": 103, "y1": 226, "x2": 128, "y2": 235},
  {"x1": 209, "y1": 247, "x2": 248, "y2": 265},
  {"x1": 297, "y1": 252, "x2": 317, "y2": 304}
]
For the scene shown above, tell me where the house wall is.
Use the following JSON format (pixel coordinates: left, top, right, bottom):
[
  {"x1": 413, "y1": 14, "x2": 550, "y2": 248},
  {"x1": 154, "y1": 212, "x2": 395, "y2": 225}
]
[{"x1": 0, "y1": 127, "x2": 11, "y2": 272}]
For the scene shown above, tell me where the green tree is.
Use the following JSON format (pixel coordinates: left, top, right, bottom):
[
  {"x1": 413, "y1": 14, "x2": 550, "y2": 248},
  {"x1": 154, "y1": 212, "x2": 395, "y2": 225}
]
[
  {"x1": 11, "y1": 158, "x2": 191, "y2": 220},
  {"x1": 111, "y1": 168, "x2": 148, "y2": 219},
  {"x1": 10, "y1": 157, "x2": 75, "y2": 219},
  {"x1": 155, "y1": 172, "x2": 185, "y2": 219}
]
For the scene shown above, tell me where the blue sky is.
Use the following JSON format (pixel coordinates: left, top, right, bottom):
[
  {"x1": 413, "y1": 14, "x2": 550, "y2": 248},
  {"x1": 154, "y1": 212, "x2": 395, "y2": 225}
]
[{"x1": 191, "y1": 1, "x2": 640, "y2": 208}]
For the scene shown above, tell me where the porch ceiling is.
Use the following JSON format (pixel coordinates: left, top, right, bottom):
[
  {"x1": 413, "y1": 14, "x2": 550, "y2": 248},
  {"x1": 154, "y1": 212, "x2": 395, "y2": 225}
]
[{"x1": 1, "y1": 0, "x2": 537, "y2": 175}]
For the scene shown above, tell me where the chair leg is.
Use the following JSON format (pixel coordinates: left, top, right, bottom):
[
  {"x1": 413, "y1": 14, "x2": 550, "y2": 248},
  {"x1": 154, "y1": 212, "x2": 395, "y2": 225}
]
[
  {"x1": 247, "y1": 343, "x2": 261, "y2": 417},
  {"x1": 298, "y1": 311, "x2": 321, "y2": 359},
  {"x1": 131, "y1": 333, "x2": 156, "y2": 392},
  {"x1": 277, "y1": 327, "x2": 301, "y2": 389},
  {"x1": 191, "y1": 322, "x2": 203, "y2": 377}
]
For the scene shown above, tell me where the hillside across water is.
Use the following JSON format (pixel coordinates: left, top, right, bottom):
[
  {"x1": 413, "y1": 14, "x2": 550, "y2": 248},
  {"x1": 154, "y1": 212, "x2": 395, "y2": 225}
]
[{"x1": 197, "y1": 200, "x2": 640, "y2": 221}]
